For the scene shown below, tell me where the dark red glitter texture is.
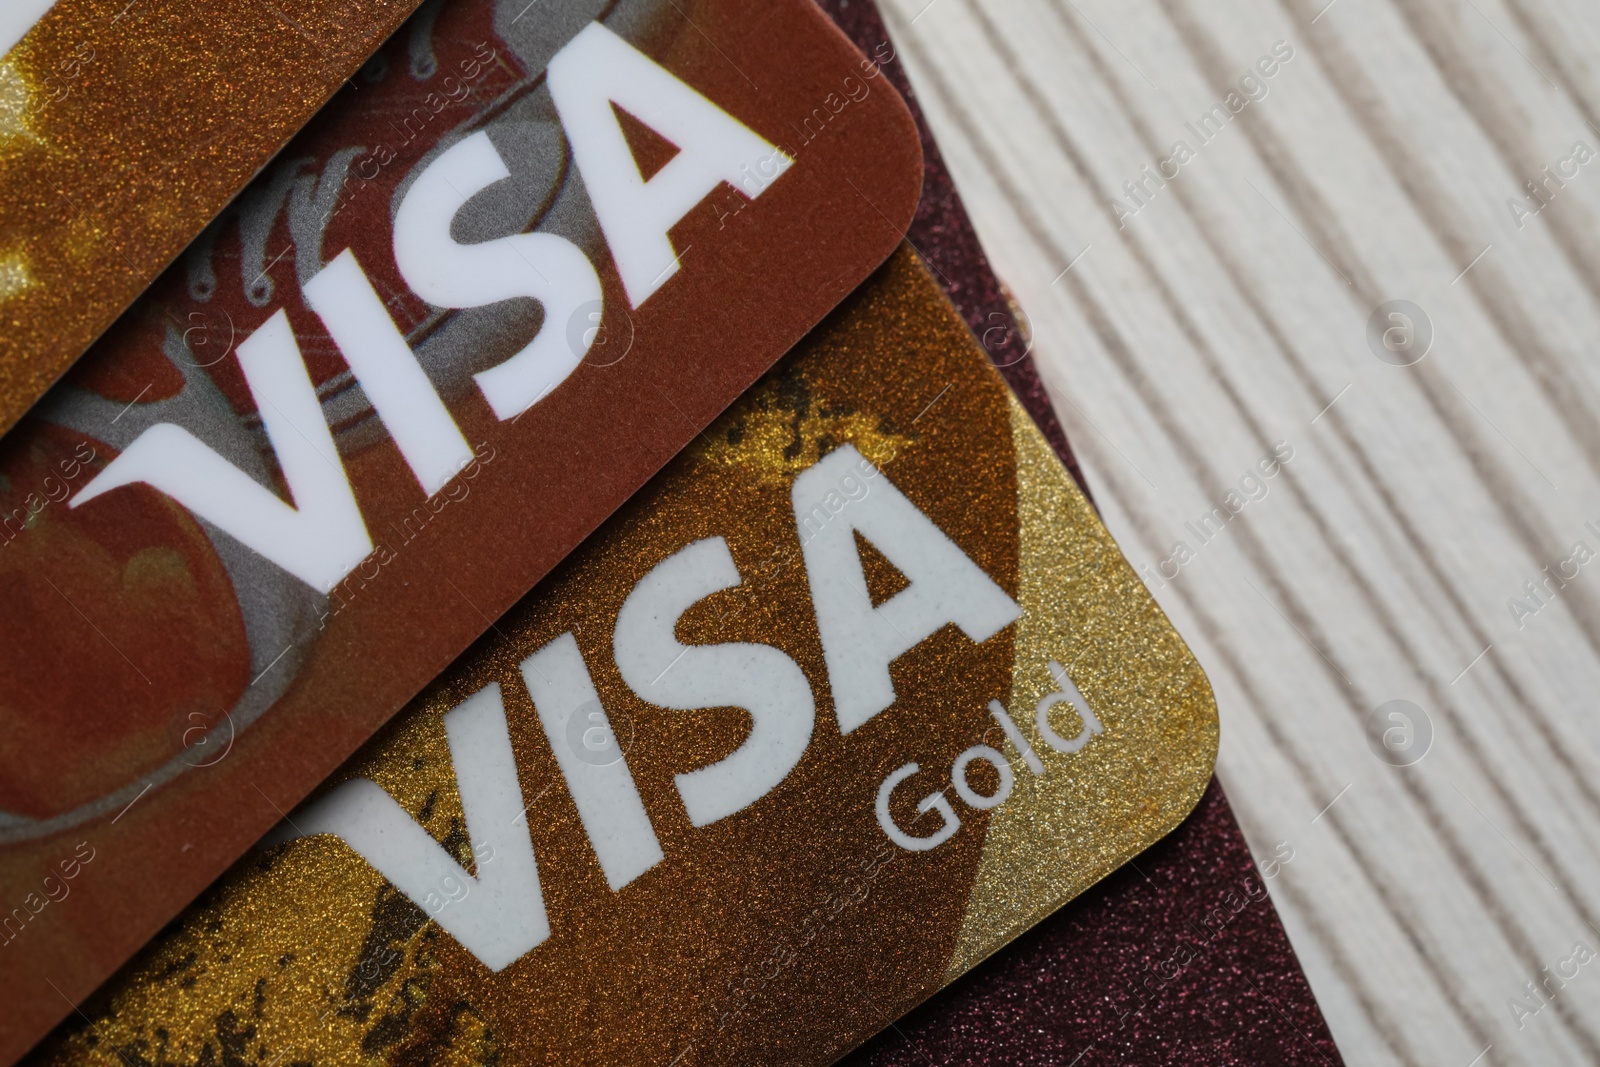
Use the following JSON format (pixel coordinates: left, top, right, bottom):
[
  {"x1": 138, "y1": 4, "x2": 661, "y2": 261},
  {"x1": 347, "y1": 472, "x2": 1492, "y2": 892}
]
[
  {"x1": 840, "y1": 779, "x2": 1343, "y2": 1066},
  {"x1": 821, "y1": 1, "x2": 1345, "y2": 1063},
  {"x1": 821, "y1": 0, "x2": 1085, "y2": 497}
]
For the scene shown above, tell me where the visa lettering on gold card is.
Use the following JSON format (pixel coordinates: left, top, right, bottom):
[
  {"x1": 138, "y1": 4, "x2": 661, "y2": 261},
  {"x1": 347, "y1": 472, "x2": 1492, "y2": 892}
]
[
  {"x1": 0, "y1": 1, "x2": 922, "y2": 1056},
  {"x1": 27, "y1": 248, "x2": 1217, "y2": 1067}
]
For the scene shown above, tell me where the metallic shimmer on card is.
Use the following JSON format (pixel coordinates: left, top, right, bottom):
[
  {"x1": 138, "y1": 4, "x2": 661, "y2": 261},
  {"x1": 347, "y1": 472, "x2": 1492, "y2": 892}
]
[
  {"x1": 27, "y1": 248, "x2": 1217, "y2": 1067},
  {"x1": 828, "y1": 0, "x2": 1341, "y2": 1060},
  {"x1": 0, "y1": 0, "x2": 922, "y2": 1057},
  {"x1": 0, "y1": 0, "x2": 430, "y2": 436}
]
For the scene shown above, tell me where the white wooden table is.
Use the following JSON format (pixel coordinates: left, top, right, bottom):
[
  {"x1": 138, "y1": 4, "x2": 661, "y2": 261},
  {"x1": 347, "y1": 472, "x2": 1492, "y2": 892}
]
[{"x1": 877, "y1": 0, "x2": 1600, "y2": 1063}]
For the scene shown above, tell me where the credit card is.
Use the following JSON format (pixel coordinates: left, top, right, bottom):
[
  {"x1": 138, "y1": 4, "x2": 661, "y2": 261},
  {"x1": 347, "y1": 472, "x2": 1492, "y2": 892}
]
[
  {"x1": 0, "y1": 0, "x2": 922, "y2": 1056},
  {"x1": 0, "y1": 0, "x2": 430, "y2": 436},
  {"x1": 822, "y1": 2, "x2": 1341, "y2": 1061},
  {"x1": 25, "y1": 246, "x2": 1217, "y2": 1067}
]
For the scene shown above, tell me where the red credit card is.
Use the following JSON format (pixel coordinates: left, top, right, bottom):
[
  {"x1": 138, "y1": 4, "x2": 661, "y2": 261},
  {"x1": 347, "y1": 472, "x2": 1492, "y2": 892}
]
[{"x1": 0, "y1": 1, "x2": 921, "y2": 1058}]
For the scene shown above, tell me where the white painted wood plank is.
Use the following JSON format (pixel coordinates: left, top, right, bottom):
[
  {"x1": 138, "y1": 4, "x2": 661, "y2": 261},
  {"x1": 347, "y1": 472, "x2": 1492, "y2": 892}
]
[
  {"x1": 0, "y1": 1, "x2": 55, "y2": 59},
  {"x1": 878, "y1": 0, "x2": 1600, "y2": 1062}
]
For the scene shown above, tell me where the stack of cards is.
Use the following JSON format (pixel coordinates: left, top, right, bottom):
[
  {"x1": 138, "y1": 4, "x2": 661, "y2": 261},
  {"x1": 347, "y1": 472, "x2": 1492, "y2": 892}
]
[{"x1": 0, "y1": 1, "x2": 1342, "y2": 1063}]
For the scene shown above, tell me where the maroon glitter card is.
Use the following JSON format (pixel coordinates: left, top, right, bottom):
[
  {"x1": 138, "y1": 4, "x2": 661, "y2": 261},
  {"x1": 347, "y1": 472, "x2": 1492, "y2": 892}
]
[{"x1": 820, "y1": 1, "x2": 1344, "y2": 1062}]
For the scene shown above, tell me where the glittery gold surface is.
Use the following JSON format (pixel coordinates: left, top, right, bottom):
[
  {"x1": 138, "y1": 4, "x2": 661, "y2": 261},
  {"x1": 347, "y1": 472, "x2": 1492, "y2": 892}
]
[
  {"x1": 699, "y1": 374, "x2": 914, "y2": 488},
  {"x1": 27, "y1": 248, "x2": 1214, "y2": 1067},
  {"x1": 26, "y1": 696, "x2": 496, "y2": 1066},
  {"x1": 0, "y1": 0, "x2": 424, "y2": 436},
  {"x1": 942, "y1": 394, "x2": 1218, "y2": 979}
]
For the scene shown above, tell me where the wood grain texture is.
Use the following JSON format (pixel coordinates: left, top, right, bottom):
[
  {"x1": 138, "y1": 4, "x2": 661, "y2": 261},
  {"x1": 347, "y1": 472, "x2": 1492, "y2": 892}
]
[{"x1": 874, "y1": 0, "x2": 1600, "y2": 1062}]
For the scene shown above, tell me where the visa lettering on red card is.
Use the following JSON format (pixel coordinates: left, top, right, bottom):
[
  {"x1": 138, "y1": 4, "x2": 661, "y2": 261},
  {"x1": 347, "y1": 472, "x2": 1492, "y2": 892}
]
[{"x1": 0, "y1": 1, "x2": 921, "y2": 1058}]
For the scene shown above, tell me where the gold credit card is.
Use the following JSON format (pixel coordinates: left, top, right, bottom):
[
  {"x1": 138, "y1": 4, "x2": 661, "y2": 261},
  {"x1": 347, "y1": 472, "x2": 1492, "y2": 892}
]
[
  {"x1": 0, "y1": 0, "x2": 431, "y2": 436},
  {"x1": 28, "y1": 247, "x2": 1216, "y2": 1066}
]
